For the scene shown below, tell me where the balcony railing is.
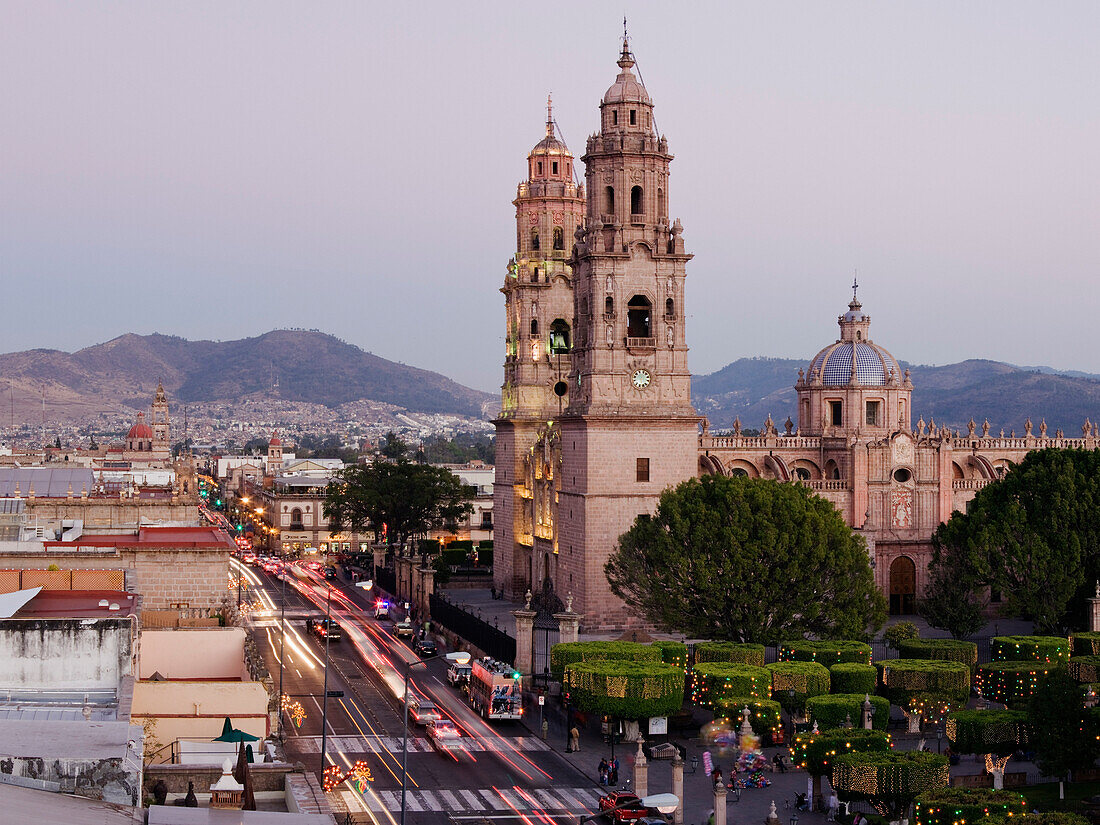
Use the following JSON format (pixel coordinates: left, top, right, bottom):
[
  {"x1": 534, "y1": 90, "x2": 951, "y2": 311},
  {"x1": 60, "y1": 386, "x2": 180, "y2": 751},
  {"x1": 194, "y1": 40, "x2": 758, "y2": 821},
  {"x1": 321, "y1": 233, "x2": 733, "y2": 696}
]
[{"x1": 626, "y1": 336, "x2": 656, "y2": 349}]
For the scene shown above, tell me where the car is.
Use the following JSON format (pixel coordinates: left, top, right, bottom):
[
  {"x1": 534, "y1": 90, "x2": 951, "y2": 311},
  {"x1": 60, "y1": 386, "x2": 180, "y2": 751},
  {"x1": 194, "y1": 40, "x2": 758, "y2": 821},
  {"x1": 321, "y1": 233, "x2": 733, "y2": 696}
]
[
  {"x1": 446, "y1": 661, "x2": 472, "y2": 689},
  {"x1": 323, "y1": 565, "x2": 337, "y2": 579},
  {"x1": 394, "y1": 620, "x2": 415, "y2": 638},
  {"x1": 262, "y1": 559, "x2": 281, "y2": 574},
  {"x1": 308, "y1": 617, "x2": 341, "y2": 643},
  {"x1": 406, "y1": 694, "x2": 441, "y2": 726},
  {"x1": 426, "y1": 719, "x2": 463, "y2": 752},
  {"x1": 598, "y1": 791, "x2": 650, "y2": 823},
  {"x1": 241, "y1": 553, "x2": 258, "y2": 566},
  {"x1": 373, "y1": 600, "x2": 390, "y2": 620},
  {"x1": 413, "y1": 638, "x2": 437, "y2": 657}
]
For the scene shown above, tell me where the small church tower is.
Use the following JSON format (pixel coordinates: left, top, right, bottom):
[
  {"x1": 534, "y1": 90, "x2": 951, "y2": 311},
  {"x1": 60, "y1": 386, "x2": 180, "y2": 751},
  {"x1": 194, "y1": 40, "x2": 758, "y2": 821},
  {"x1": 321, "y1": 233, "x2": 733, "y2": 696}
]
[
  {"x1": 267, "y1": 432, "x2": 283, "y2": 475},
  {"x1": 151, "y1": 381, "x2": 171, "y2": 451}
]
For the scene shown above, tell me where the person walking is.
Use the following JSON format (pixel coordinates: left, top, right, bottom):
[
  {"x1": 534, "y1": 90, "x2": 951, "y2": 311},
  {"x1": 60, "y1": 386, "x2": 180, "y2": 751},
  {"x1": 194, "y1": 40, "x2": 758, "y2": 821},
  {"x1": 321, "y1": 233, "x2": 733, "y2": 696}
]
[
  {"x1": 569, "y1": 725, "x2": 581, "y2": 753},
  {"x1": 599, "y1": 758, "x2": 609, "y2": 786},
  {"x1": 773, "y1": 752, "x2": 787, "y2": 773}
]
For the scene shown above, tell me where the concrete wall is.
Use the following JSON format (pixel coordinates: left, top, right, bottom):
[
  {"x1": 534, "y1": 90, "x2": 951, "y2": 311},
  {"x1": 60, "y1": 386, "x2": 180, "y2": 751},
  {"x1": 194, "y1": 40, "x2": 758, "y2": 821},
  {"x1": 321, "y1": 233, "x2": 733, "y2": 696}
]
[
  {"x1": 0, "y1": 617, "x2": 134, "y2": 690},
  {"x1": 132, "y1": 680, "x2": 269, "y2": 758},
  {"x1": 139, "y1": 627, "x2": 247, "y2": 680},
  {"x1": 25, "y1": 500, "x2": 199, "y2": 529}
]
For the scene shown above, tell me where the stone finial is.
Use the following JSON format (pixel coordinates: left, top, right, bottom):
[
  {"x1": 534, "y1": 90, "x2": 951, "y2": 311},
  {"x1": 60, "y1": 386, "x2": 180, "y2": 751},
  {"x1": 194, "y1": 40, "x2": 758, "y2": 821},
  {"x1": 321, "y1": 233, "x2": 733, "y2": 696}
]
[
  {"x1": 929, "y1": 416, "x2": 936, "y2": 433},
  {"x1": 1094, "y1": 423, "x2": 1099, "y2": 438},
  {"x1": 967, "y1": 418, "x2": 976, "y2": 437},
  {"x1": 797, "y1": 367, "x2": 805, "y2": 383},
  {"x1": 982, "y1": 419, "x2": 991, "y2": 437},
  {"x1": 1056, "y1": 428, "x2": 1064, "y2": 438},
  {"x1": 733, "y1": 417, "x2": 742, "y2": 437},
  {"x1": 566, "y1": 592, "x2": 573, "y2": 612},
  {"x1": 1011, "y1": 429, "x2": 1016, "y2": 438},
  {"x1": 1085, "y1": 419, "x2": 1092, "y2": 437},
  {"x1": 1039, "y1": 419, "x2": 1047, "y2": 438},
  {"x1": 1025, "y1": 417, "x2": 1033, "y2": 436},
  {"x1": 904, "y1": 367, "x2": 912, "y2": 384},
  {"x1": 702, "y1": 417, "x2": 710, "y2": 436},
  {"x1": 811, "y1": 720, "x2": 819, "y2": 734},
  {"x1": 916, "y1": 416, "x2": 925, "y2": 436},
  {"x1": 524, "y1": 589, "x2": 532, "y2": 611},
  {"x1": 764, "y1": 413, "x2": 775, "y2": 435},
  {"x1": 1000, "y1": 428, "x2": 1005, "y2": 438},
  {"x1": 784, "y1": 416, "x2": 794, "y2": 436},
  {"x1": 671, "y1": 217, "x2": 683, "y2": 236}
]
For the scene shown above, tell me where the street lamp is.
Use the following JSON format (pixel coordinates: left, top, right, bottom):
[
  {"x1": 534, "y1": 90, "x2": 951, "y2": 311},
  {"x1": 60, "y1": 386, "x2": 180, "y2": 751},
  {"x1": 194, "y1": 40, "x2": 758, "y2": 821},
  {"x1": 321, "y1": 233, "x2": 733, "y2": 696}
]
[
  {"x1": 400, "y1": 651, "x2": 471, "y2": 825},
  {"x1": 579, "y1": 793, "x2": 679, "y2": 825},
  {"x1": 320, "y1": 579, "x2": 333, "y2": 772}
]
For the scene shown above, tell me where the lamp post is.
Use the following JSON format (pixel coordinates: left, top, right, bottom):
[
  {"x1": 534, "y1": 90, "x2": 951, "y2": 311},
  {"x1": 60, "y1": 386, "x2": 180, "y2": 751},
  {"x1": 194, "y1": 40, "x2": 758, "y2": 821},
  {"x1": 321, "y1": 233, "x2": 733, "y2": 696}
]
[
  {"x1": 579, "y1": 793, "x2": 679, "y2": 825},
  {"x1": 401, "y1": 651, "x2": 470, "y2": 825},
  {"x1": 277, "y1": 563, "x2": 288, "y2": 740},
  {"x1": 319, "y1": 579, "x2": 333, "y2": 772}
]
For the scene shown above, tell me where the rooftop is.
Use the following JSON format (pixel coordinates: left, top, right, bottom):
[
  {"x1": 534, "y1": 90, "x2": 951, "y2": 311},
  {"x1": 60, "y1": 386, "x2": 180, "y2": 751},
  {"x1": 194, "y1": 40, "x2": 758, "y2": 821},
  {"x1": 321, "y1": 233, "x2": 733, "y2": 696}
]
[{"x1": 44, "y1": 526, "x2": 236, "y2": 552}]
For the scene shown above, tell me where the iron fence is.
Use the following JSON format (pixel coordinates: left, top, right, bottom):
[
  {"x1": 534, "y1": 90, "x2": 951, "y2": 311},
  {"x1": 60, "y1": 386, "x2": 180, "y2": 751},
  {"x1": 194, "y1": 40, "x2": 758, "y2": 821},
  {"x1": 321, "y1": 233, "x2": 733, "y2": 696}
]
[{"x1": 429, "y1": 592, "x2": 517, "y2": 665}]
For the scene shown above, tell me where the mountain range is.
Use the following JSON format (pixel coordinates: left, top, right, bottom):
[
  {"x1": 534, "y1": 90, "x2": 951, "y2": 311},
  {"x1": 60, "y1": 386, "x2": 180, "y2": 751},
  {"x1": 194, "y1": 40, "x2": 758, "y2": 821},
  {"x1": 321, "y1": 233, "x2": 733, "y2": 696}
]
[{"x1": 2, "y1": 330, "x2": 1099, "y2": 436}]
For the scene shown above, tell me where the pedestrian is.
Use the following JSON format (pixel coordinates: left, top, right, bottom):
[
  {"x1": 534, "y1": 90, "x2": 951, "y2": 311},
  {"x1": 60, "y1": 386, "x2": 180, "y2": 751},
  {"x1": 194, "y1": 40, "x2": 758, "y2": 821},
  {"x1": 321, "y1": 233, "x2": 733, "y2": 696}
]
[
  {"x1": 599, "y1": 758, "x2": 608, "y2": 785},
  {"x1": 827, "y1": 790, "x2": 839, "y2": 821},
  {"x1": 490, "y1": 585, "x2": 497, "y2": 600},
  {"x1": 773, "y1": 752, "x2": 787, "y2": 773},
  {"x1": 569, "y1": 725, "x2": 581, "y2": 753},
  {"x1": 609, "y1": 757, "x2": 619, "y2": 786}
]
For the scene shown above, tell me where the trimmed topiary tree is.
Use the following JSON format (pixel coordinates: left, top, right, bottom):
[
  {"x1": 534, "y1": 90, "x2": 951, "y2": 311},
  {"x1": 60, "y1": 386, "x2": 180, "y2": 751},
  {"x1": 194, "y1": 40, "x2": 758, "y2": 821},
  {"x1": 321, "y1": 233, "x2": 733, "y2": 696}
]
[
  {"x1": 989, "y1": 636, "x2": 1070, "y2": 665},
  {"x1": 831, "y1": 663, "x2": 878, "y2": 695},
  {"x1": 692, "y1": 662, "x2": 771, "y2": 709},
  {"x1": 988, "y1": 815, "x2": 1089, "y2": 825},
  {"x1": 563, "y1": 660, "x2": 684, "y2": 720},
  {"x1": 694, "y1": 641, "x2": 766, "y2": 667},
  {"x1": 915, "y1": 788, "x2": 1027, "y2": 825},
  {"x1": 1066, "y1": 656, "x2": 1100, "y2": 684},
  {"x1": 779, "y1": 640, "x2": 873, "y2": 667},
  {"x1": 898, "y1": 639, "x2": 979, "y2": 670},
  {"x1": 877, "y1": 660, "x2": 971, "y2": 733},
  {"x1": 652, "y1": 640, "x2": 688, "y2": 673},
  {"x1": 975, "y1": 661, "x2": 1055, "y2": 708},
  {"x1": 807, "y1": 694, "x2": 889, "y2": 731},
  {"x1": 1070, "y1": 632, "x2": 1100, "y2": 657},
  {"x1": 768, "y1": 661, "x2": 831, "y2": 712},
  {"x1": 793, "y1": 727, "x2": 891, "y2": 807},
  {"x1": 550, "y1": 641, "x2": 659, "y2": 682},
  {"x1": 832, "y1": 750, "x2": 950, "y2": 820},
  {"x1": 946, "y1": 709, "x2": 1032, "y2": 789},
  {"x1": 712, "y1": 697, "x2": 783, "y2": 741}
]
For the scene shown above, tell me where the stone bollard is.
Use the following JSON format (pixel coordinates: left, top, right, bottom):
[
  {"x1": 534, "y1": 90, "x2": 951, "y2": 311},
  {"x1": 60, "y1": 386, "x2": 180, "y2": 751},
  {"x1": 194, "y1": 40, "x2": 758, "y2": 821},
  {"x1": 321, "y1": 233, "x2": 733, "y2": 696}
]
[
  {"x1": 671, "y1": 752, "x2": 684, "y2": 825},
  {"x1": 713, "y1": 780, "x2": 728, "y2": 825},
  {"x1": 633, "y1": 738, "x2": 648, "y2": 798},
  {"x1": 765, "y1": 800, "x2": 781, "y2": 825}
]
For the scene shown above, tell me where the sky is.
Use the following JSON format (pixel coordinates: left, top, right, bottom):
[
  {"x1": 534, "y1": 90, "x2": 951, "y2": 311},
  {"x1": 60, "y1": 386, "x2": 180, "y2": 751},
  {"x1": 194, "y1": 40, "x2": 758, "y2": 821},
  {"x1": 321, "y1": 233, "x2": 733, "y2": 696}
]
[{"x1": 3, "y1": 2, "x2": 1099, "y2": 393}]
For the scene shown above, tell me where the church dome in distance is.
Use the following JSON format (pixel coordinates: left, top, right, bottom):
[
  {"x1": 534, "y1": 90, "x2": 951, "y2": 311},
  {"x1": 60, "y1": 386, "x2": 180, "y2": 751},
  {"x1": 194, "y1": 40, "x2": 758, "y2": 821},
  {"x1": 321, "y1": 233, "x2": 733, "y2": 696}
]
[
  {"x1": 127, "y1": 412, "x2": 153, "y2": 439},
  {"x1": 808, "y1": 341, "x2": 900, "y2": 387},
  {"x1": 602, "y1": 43, "x2": 651, "y2": 106}
]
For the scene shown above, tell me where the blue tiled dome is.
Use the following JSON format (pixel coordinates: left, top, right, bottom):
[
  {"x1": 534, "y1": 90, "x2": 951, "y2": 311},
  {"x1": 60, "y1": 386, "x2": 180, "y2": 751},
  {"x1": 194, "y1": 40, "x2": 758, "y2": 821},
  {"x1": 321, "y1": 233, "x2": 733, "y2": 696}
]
[{"x1": 808, "y1": 341, "x2": 899, "y2": 387}]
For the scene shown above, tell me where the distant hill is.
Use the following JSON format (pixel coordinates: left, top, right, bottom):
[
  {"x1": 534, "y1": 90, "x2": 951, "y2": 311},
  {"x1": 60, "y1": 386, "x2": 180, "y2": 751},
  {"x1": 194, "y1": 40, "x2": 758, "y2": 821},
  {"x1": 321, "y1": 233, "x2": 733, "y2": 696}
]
[
  {"x1": 0, "y1": 330, "x2": 494, "y2": 422},
  {"x1": 693, "y1": 357, "x2": 1100, "y2": 435}
]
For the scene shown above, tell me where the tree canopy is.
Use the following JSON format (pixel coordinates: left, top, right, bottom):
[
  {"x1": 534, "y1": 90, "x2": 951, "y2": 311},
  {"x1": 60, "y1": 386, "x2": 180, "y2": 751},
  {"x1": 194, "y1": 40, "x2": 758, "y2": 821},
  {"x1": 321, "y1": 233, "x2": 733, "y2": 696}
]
[
  {"x1": 604, "y1": 474, "x2": 886, "y2": 642},
  {"x1": 1026, "y1": 669, "x2": 1100, "y2": 781},
  {"x1": 926, "y1": 448, "x2": 1100, "y2": 634},
  {"x1": 322, "y1": 459, "x2": 472, "y2": 548}
]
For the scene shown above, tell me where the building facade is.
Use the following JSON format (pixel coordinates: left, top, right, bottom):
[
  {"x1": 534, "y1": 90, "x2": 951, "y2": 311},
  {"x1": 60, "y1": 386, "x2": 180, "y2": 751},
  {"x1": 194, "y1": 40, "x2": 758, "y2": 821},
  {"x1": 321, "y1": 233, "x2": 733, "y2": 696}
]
[{"x1": 493, "y1": 37, "x2": 1100, "y2": 631}]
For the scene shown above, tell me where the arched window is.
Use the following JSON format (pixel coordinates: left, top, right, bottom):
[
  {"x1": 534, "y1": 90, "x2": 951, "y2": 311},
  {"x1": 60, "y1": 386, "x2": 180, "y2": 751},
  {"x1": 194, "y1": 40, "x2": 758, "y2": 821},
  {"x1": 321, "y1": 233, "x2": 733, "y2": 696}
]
[
  {"x1": 530, "y1": 229, "x2": 539, "y2": 251},
  {"x1": 290, "y1": 508, "x2": 303, "y2": 529},
  {"x1": 627, "y1": 295, "x2": 652, "y2": 338},
  {"x1": 665, "y1": 298, "x2": 674, "y2": 318},
  {"x1": 658, "y1": 188, "x2": 667, "y2": 217},
  {"x1": 605, "y1": 296, "x2": 614, "y2": 316},
  {"x1": 549, "y1": 319, "x2": 570, "y2": 354},
  {"x1": 536, "y1": 161, "x2": 543, "y2": 176},
  {"x1": 553, "y1": 227, "x2": 564, "y2": 250},
  {"x1": 630, "y1": 186, "x2": 643, "y2": 215},
  {"x1": 532, "y1": 267, "x2": 539, "y2": 283},
  {"x1": 530, "y1": 319, "x2": 539, "y2": 336},
  {"x1": 604, "y1": 186, "x2": 615, "y2": 216}
]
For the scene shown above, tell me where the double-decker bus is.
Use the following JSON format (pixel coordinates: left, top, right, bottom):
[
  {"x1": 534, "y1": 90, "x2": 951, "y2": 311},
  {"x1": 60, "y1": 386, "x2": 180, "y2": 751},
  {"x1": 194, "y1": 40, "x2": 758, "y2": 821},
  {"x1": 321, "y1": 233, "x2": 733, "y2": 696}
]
[{"x1": 468, "y1": 657, "x2": 522, "y2": 721}]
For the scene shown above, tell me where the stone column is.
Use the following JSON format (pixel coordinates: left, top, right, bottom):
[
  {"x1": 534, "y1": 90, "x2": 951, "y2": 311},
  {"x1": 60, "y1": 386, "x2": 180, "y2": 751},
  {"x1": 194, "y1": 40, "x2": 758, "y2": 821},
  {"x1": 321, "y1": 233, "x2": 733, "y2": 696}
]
[
  {"x1": 671, "y1": 752, "x2": 684, "y2": 825},
  {"x1": 418, "y1": 565, "x2": 435, "y2": 622},
  {"x1": 513, "y1": 601, "x2": 537, "y2": 675},
  {"x1": 554, "y1": 593, "x2": 581, "y2": 644},
  {"x1": 633, "y1": 738, "x2": 648, "y2": 798},
  {"x1": 713, "y1": 779, "x2": 728, "y2": 825},
  {"x1": 861, "y1": 694, "x2": 873, "y2": 730},
  {"x1": 1090, "y1": 581, "x2": 1100, "y2": 632}
]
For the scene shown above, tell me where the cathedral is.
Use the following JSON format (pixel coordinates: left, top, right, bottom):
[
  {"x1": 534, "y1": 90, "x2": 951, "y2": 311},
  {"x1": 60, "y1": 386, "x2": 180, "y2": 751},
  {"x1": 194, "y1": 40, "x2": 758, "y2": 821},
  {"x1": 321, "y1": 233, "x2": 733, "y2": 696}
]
[{"x1": 493, "y1": 37, "x2": 1100, "y2": 632}]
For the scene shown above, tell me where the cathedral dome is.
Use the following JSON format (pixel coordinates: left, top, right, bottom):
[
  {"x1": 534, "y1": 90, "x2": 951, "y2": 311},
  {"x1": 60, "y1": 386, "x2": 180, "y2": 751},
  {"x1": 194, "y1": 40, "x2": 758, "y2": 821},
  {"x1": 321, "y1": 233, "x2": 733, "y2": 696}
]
[
  {"x1": 127, "y1": 412, "x2": 153, "y2": 439},
  {"x1": 808, "y1": 340, "x2": 900, "y2": 387},
  {"x1": 530, "y1": 133, "x2": 569, "y2": 157},
  {"x1": 602, "y1": 45, "x2": 652, "y2": 106}
]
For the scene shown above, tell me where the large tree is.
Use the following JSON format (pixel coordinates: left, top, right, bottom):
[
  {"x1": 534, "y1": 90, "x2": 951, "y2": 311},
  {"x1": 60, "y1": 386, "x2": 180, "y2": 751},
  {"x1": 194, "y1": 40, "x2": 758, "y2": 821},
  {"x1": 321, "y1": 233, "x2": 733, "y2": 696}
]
[
  {"x1": 927, "y1": 448, "x2": 1100, "y2": 633},
  {"x1": 1027, "y1": 670, "x2": 1100, "y2": 787},
  {"x1": 605, "y1": 474, "x2": 886, "y2": 642},
  {"x1": 323, "y1": 459, "x2": 472, "y2": 549}
]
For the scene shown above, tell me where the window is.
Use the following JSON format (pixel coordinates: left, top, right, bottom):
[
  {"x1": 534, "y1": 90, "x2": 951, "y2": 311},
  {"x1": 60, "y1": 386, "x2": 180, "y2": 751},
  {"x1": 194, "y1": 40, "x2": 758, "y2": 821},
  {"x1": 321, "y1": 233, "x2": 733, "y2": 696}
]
[
  {"x1": 665, "y1": 298, "x2": 674, "y2": 318},
  {"x1": 551, "y1": 161, "x2": 558, "y2": 175},
  {"x1": 530, "y1": 230, "x2": 539, "y2": 251},
  {"x1": 537, "y1": 161, "x2": 543, "y2": 175},
  {"x1": 605, "y1": 296, "x2": 614, "y2": 315},
  {"x1": 549, "y1": 319, "x2": 570, "y2": 353},
  {"x1": 604, "y1": 186, "x2": 615, "y2": 215},
  {"x1": 290, "y1": 508, "x2": 303, "y2": 530},
  {"x1": 630, "y1": 109, "x2": 637, "y2": 125},
  {"x1": 532, "y1": 267, "x2": 539, "y2": 282},
  {"x1": 627, "y1": 295, "x2": 652, "y2": 338},
  {"x1": 553, "y1": 226, "x2": 564, "y2": 250},
  {"x1": 636, "y1": 458, "x2": 650, "y2": 482},
  {"x1": 612, "y1": 110, "x2": 618, "y2": 126},
  {"x1": 630, "y1": 186, "x2": 643, "y2": 215},
  {"x1": 530, "y1": 319, "x2": 539, "y2": 336},
  {"x1": 829, "y1": 401, "x2": 843, "y2": 427},
  {"x1": 866, "y1": 400, "x2": 881, "y2": 426},
  {"x1": 658, "y1": 188, "x2": 666, "y2": 217},
  {"x1": 893, "y1": 468, "x2": 912, "y2": 483}
]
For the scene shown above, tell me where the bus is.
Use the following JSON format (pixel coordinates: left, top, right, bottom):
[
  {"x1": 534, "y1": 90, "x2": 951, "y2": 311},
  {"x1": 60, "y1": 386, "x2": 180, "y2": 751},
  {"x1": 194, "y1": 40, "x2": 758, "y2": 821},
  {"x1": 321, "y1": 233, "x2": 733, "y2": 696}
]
[{"x1": 468, "y1": 657, "x2": 522, "y2": 721}]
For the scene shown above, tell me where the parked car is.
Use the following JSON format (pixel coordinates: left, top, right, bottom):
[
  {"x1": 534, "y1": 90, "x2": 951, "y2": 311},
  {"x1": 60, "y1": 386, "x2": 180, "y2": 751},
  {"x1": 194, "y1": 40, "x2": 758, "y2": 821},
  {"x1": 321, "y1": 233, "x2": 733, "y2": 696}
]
[
  {"x1": 394, "y1": 620, "x2": 415, "y2": 638},
  {"x1": 426, "y1": 719, "x2": 463, "y2": 752},
  {"x1": 374, "y1": 600, "x2": 390, "y2": 620},
  {"x1": 406, "y1": 694, "x2": 441, "y2": 726},
  {"x1": 446, "y1": 661, "x2": 472, "y2": 689},
  {"x1": 598, "y1": 791, "x2": 650, "y2": 823},
  {"x1": 323, "y1": 565, "x2": 337, "y2": 579},
  {"x1": 308, "y1": 617, "x2": 341, "y2": 643},
  {"x1": 413, "y1": 638, "x2": 437, "y2": 657}
]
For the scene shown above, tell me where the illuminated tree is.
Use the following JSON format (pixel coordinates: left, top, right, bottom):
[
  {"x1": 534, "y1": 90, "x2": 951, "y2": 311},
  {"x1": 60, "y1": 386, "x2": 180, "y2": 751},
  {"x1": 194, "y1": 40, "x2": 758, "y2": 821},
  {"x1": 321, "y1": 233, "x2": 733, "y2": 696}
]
[
  {"x1": 946, "y1": 710, "x2": 1032, "y2": 790},
  {"x1": 832, "y1": 750, "x2": 950, "y2": 820},
  {"x1": 792, "y1": 727, "x2": 890, "y2": 807}
]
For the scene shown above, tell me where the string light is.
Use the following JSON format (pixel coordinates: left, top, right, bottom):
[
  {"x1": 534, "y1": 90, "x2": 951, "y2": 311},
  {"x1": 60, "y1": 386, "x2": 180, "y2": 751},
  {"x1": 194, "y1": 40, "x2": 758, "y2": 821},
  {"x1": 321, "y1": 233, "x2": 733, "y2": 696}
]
[
  {"x1": 281, "y1": 694, "x2": 306, "y2": 728},
  {"x1": 323, "y1": 761, "x2": 375, "y2": 793}
]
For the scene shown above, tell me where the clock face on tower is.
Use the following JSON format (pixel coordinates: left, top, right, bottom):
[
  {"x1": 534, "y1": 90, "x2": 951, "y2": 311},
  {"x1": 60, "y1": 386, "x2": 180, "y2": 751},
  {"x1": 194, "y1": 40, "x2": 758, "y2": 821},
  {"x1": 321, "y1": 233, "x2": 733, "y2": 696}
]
[{"x1": 631, "y1": 369, "x2": 652, "y2": 389}]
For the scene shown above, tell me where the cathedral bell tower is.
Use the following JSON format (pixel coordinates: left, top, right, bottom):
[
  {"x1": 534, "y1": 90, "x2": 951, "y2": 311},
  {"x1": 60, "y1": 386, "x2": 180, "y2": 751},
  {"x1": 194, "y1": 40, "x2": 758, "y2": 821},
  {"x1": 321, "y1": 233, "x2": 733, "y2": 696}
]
[
  {"x1": 493, "y1": 99, "x2": 585, "y2": 599},
  {"x1": 555, "y1": 37, "x2": 700, "y2": 630}
]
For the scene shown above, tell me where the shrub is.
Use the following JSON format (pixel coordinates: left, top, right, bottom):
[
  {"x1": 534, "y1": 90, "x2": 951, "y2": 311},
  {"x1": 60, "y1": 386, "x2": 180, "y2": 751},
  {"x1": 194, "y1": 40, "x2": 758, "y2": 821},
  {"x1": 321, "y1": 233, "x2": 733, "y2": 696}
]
[
  {"x1": 990, "y1": 636, "x2": 1069, "y2": 665},
  {"x1": 794, "y1": 727, "x2": 891, "y2": 777},
  {"x1": 478, "y1": 540, "x2": 493, "y2": 550},
  {"x1": 885, "y1": 622, "x2": 920, "y2": 651},
  {"x1": 876, "y1": 660, "x2": 971, "y2": 706},
  {"x1": 832, "y1": 750, "x2": 950, "y2": 818},
  {"x1": 448, "y1": 539, "x2": 475, "y2": 551},
  {"x1": 831, "y1": 663, "x2": 878, "y2": 695},
  {"x1": 694, "y1": 641, "x2": 766, "y2": 667},
  {"x1": 480, "y1": 548, "x2": 494, "y2": 566},
  {"x1": 1071, "y1": 632, "x2": 1100, "y2": 656},
  {"x1": 915, "y1": 788, "x2": 1027, "y2": 825},
  {"x1": 975, "y1": 661, "x2": 1055, "y2": 708},
  {"x1": 768, "y1": 661, "x2": 831, "y2": 710},
  {"x1": 779, "y1": 640, "x2": 872, "y2": 667},
  {"x1": 1067, "y1": 656, "x2": 1100, "y2": 684},
  {"x1": 898, "y1": 639, "x2": 979, "y2": 670},
  {"x1": 989, "y1": 815, "x2": 1089, "y2": 825},
  {"x1": 945, "y1": 709, "x2": 1032, "y2": 755},
  {"x1": 807, "y1": 694, "x2": 890, "y2": 731},
  {"x1": 692, "y1": 662, "x2": 772, "y2": 708},
  {"x1": 652, "y1": 640, "x2": 688, "y2": 673},
  {"x1": 564, "y1": 660, "x2": 684, "y2": 719},
  {"x1": 550, "y1": 641, "x2": 659, "y2": 682},
  {"x1": 712, "y1": 697, "x2": 783, "y2": 738}
]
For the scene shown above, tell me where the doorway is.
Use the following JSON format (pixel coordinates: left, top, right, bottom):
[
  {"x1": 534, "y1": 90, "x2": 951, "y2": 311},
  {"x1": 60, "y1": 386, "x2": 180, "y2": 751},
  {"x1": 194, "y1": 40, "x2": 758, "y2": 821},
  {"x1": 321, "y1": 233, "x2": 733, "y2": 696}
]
[{"x1": 889, "y1": 556, "x2": 916, "y2": 615}]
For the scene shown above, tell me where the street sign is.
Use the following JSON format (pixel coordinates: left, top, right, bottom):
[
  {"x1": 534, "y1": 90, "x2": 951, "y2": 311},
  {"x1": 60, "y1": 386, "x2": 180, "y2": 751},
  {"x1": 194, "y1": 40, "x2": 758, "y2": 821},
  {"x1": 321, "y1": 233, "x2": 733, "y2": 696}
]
[
  {"x1": 649, "y1": 716, "x2": 668, "y2": 735},
  {"x1": 326, "y1": 690, "x2": 345, "y2": 698},
  {"x1": 538, "y1": 695, "x2": 545, "y2": 706}
]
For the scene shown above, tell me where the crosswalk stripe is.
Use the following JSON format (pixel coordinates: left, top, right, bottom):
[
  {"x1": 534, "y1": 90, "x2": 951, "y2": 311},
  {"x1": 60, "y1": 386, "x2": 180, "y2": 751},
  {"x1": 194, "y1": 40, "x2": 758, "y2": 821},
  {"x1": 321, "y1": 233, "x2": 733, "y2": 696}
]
[
  {"x1": 438, "y1": 790, "x2": 462, "y2": 810},
  {"x1": 481, "y1": 789, "x2": 509, "y2": 811},
  {"x1": 356, "y1": 787, "x2": 601, "y2": 814},
  {"x1": 460, "y1": 789, "x2": 483, "y2": 809},
  {"x1": 405, "y1": 792, "x2": 423, "y2": 812},
  {"x1": 534, "y1": 789, "x2": 558, "y2": 808}
]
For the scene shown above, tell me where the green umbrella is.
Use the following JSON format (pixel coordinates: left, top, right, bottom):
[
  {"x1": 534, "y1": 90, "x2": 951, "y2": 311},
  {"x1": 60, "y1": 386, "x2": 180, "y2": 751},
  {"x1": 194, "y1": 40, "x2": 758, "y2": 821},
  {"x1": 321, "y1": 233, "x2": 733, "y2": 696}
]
[{"x1": 212, "y1": 717, "x2": 260, "y2": 743}]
